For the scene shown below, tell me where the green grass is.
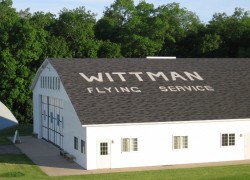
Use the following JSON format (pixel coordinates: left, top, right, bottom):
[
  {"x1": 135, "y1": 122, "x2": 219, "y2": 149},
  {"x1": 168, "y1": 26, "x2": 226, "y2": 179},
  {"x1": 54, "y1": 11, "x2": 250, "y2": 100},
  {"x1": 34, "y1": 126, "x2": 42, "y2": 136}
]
[
  {"x1": 0, "y1": 154, "x2": 47, "y2": 180},
  {"x1": 0, "y1": 154, "x2": 250, "y2": 180},
  {"x1": 1, "y1": 125, "x2": 250, "y2": 179},
  {"x1": 0, "y1": 124, "x2": 33, "y2": 145}
]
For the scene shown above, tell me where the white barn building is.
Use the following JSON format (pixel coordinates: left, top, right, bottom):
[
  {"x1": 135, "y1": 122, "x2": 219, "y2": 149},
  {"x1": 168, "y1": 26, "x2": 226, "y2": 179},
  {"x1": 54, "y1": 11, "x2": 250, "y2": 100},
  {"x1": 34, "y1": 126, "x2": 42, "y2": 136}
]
[{"x1": 31, "y1": 58, "x2": 250, "y2": 170}]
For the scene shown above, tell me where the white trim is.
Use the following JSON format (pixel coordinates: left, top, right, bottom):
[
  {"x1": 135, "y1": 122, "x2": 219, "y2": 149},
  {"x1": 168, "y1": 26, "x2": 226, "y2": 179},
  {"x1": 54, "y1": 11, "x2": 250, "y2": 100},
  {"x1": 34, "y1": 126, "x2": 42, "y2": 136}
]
[{"x1": 82, "y1": 118, "x2": 250, "y2": 128}]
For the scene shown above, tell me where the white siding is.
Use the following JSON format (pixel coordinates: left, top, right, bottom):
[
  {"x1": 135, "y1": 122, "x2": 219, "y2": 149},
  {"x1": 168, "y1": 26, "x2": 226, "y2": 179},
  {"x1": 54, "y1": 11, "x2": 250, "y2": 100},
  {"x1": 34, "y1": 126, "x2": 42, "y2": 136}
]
[{"x1": 86, "y1": 119, "x2": 250, "y2": 169}]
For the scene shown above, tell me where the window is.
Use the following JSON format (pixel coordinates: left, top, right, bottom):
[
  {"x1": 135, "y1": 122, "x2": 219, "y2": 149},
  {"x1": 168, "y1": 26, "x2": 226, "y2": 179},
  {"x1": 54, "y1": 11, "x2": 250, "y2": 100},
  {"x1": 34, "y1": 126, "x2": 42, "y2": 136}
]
[
  {"x1": 50, "y1": 77, "x2": 52, "y2": 89},
  {"x1": 81, "y1": 140, "x2": 85, "y2": 154},
  {"x1": 52, "y1": 77, "x2": 55, "y2": 89},
  {"x1": 47, "y1": 77, "x2": 50, "y2": 89},
  {"x1": 41, "y1": 76, "x2": 43, "y2": 88},
  {"x1": 45, "y1": 76, "x2": 47, "y2": 88},
  {"x1": 221, "y1": 133, "x2": 235, "y2": 146},
  {"x1": 58, "y1": 77, "x2": 60, "y2": 90},
  {"x1": 40, "y1": 76, "x2": 60, "y2": 90},
  {"x1": 74, "y1": 137, "x2": 78, "y2": 150},
  {"x1": 43, "y1": 76, "x2": 45, "y2": 88},
  {"x1": 50, "y1": 112, "x2": 53, "y2": 123},
  {"x1": 55, "y1": 78, "x2": 58, "y2": 90},
  {"x1": 57, "y1": 114, "x2": 60, "y2": 126},
  {"x1": 173, "y1": 136, "x2": 188, "y2": 149},
  {"x1": 100, "y1": 142, "x2": 108, "y2": 155},
  {"x1": 43, "y1": 110, "x2": 46, "y2": 120},
  {"x1": 122, "y1": 138, "x2": 138, "y2": 152}
]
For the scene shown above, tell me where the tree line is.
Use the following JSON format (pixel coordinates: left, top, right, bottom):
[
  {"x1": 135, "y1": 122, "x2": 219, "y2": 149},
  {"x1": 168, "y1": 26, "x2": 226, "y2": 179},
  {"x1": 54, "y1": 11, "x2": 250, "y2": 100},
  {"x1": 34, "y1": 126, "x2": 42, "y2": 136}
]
[{"x1": 1, "y1": 0, "x2": 250, "y2": 124}]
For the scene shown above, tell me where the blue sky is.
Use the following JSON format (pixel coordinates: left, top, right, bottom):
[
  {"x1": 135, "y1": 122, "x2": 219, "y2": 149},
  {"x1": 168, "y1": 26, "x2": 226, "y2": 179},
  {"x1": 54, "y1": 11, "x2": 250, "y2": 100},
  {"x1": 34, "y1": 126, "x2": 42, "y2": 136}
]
[{"x1": 12, "y1": 0, "x2": 250, "y2": 23}]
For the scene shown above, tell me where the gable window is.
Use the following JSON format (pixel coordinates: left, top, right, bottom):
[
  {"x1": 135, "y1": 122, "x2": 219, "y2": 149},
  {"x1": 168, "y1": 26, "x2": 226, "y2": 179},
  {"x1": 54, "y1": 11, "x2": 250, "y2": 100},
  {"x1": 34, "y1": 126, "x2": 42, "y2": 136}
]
[
  {"x1": 74, "y1": 137, "x2": 78, "y2": 150},
  {"x1": 81, "y1": 140, "x2": 85, "y2": 154},
  {"x1": 221, "y1": 133, "x2": 235, "y2": 146},
  {"x1": 173, "y1": 136, "x2": 188, "y2": 149},
  {"x1": 41, "y1": 76, "x2": 60, "y2": 90},
  {"x1": 122, "y1": 138, "x2": 138, "y2": 152},
  {"x1": 55, "y1": 78, "x2": 58, "y2": 90}
]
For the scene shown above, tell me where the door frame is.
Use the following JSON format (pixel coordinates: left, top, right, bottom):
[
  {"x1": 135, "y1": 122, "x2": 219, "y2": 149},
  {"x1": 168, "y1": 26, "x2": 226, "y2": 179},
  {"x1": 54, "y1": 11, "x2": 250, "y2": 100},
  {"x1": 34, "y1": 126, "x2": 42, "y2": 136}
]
[{"x1": 96, "y1": 139, "x2": 111, "y2": 169}]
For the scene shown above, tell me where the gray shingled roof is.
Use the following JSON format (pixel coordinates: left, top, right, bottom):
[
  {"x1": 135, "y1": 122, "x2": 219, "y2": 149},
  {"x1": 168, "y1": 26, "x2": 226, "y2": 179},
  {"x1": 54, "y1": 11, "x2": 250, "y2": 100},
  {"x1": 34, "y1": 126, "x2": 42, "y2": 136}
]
[{"x1": 48, "y1": 58, "x2": 250, "y2": 125}]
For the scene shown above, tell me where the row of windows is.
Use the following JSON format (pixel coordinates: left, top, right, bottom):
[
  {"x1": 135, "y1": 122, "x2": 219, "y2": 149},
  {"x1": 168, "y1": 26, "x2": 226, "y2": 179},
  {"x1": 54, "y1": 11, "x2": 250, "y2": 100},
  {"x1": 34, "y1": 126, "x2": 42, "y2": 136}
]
[
  {"x1": 120, "y1": 134, "x2": 235, "y2": 152},
  {"x1": 98, "y1": 138, "x2": 139, "y2": 155},
  {"x1": 74, "y1": 137, "x2": 86, "y2": 154},
  {"x1": 41, "y1": 76, "x2": 60, "y2": 90},
  {"x1": 74, "y1": 134, "x2": 236, "y2": 156},
  {"x1": 174, "y1": 134, "x2": 235, "y2": 150}
]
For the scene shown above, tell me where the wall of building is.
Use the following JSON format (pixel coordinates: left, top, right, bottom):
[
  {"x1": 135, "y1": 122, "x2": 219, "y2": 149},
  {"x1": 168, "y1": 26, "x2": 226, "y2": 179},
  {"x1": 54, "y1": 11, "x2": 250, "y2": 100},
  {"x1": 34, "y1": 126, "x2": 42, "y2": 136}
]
[
  {"x1": 32, "y1": 62, "x2": 87, "y2": 169},
  {"x1": 86, "y1": 119, "x2": 250, "y2": 169},
  {"x1": 62, "y1": 99, "x2": 87, "y2": 168},
  {"x1": 32, "y1": 61, "x2": 250, "y2": 170}
]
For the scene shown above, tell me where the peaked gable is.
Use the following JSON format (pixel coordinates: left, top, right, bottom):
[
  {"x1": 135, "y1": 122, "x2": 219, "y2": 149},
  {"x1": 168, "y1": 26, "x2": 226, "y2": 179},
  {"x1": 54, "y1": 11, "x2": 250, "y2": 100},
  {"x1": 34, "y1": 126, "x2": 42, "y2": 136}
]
[{"x1": 47, "y1": 58, "x2": 250, "y2": 125}]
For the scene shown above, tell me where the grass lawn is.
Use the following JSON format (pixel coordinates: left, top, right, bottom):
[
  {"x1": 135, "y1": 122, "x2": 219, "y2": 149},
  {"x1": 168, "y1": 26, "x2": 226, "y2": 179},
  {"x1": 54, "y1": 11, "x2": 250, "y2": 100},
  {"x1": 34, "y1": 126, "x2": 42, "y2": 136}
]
[
  {"x1": 0, "y1": 154, "x2": 47, "y2": 179},
  {"x1": 0, "y1": 154, "x2": 250, "y2": 180},
  {"x1": 1, "y1": 125, "x2": 250, "y2": 179}
]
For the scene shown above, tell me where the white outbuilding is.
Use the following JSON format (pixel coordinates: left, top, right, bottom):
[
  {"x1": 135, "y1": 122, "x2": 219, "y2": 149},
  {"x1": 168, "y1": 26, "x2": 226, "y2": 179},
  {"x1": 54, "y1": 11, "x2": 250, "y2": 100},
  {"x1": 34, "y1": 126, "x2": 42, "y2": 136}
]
[
  {"x1": 31, "y1": 58, "x2": 250, "y2": 170},
  {"x1": 0, "y1": 101, "x2": 18, "y2": 130}
]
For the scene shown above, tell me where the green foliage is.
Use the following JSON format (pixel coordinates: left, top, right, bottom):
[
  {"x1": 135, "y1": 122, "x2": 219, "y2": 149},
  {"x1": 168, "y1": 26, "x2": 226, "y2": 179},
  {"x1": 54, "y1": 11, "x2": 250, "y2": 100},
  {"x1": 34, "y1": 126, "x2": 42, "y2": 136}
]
[
  {"x1": 97, "y1": 41, "x2": 122, "y2": 58},
  {"x1": 0, "y1": 1, "x2": 250, "y2": 124},
  {"x1": 55, "y1": 7, "x2": 98, "y2": 58},
  {"x1": 207, "y1": 8, "x2": 250, "y2": 57}
]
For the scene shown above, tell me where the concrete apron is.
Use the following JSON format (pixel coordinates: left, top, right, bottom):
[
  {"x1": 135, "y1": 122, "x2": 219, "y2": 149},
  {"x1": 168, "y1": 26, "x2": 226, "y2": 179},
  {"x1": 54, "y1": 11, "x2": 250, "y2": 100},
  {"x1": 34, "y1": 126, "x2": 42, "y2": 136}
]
[{"x1": 14, "y1": 136, "x2": 250, "y2": 176}]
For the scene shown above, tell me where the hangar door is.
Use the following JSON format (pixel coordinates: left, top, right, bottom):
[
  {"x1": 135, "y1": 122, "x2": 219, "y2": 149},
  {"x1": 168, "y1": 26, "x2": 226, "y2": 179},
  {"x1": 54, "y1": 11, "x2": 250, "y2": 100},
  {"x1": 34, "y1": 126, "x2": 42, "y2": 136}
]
[{"x1": 41, "y1": 95, "x2": 63, "y2": 148}]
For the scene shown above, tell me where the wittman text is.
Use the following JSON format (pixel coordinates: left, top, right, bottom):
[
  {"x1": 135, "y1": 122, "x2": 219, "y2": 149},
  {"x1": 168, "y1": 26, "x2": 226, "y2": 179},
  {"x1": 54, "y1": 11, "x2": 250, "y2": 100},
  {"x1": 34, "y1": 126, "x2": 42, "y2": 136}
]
[{"x1": 78, "y1": 72, "x2": 215, "y2": 94}]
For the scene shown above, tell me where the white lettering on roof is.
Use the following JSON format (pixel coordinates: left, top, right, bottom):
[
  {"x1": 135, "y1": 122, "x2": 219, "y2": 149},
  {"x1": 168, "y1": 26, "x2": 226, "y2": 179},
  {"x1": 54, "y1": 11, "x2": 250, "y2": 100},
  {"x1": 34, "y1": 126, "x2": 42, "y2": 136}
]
[{"x1": 79, "y1": 72, "x2": 204, "y2": 82}]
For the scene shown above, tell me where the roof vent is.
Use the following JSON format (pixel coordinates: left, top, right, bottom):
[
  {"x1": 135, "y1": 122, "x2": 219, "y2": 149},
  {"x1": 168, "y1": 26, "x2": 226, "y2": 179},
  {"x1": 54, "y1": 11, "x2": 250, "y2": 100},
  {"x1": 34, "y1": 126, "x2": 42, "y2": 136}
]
[{"x1": 146, "y1": 56, "x2": 176, "y2": 59}]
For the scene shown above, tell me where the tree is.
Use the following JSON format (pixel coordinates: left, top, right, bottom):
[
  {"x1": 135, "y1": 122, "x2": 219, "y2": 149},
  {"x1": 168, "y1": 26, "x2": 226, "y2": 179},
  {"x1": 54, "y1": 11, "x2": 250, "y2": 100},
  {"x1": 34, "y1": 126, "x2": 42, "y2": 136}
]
[
  {"x1": 96, "y1": 0, "x2": 169, "y2": 57},
  {"x1": 55, "y1": 7, "x2": 99, "y2": 58},
  {"x1": 0, "y1": 1, "x2": 46, "y2": 123},
  {"x1": 207, "y1": 8, "x2": 250, "y2": 57},
  {"x1": 97, "y1": 40, "x2": 122, "y2": 58},
  {"x1": 158, "y1": 3, "x2": 202, "y2": 57},
  {"x1": 95, "y1": 0, "x2": 135, "y2": 43},
  {"x1": 0, "y1": 0, "x2": 24, "y2": 122},
  {"x1": 0, "y1": 0, "x2": 12, "y2": 7}
]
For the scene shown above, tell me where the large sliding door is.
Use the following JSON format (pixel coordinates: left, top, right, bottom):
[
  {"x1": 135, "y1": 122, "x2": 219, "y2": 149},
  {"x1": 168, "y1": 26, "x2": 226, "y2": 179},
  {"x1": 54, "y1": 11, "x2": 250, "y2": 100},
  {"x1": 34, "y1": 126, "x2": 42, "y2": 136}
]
[{"x1": 41, "y1": 95, "x2": 63, "y2": 148}]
